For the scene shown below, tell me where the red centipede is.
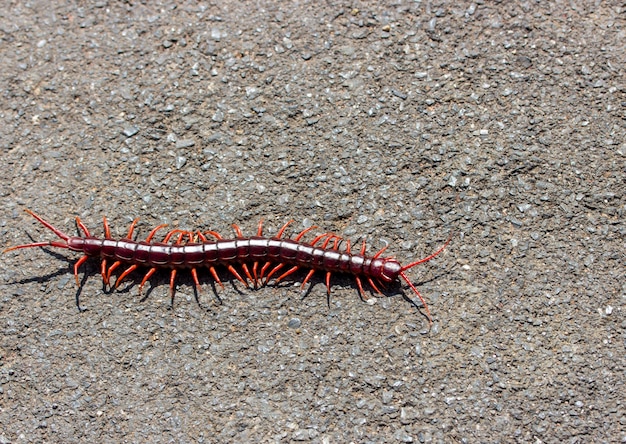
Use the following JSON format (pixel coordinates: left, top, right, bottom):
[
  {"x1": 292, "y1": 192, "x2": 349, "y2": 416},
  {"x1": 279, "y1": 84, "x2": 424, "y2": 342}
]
[{"x1": 4, "y1": 210, "x2": 450, "y2": 324}]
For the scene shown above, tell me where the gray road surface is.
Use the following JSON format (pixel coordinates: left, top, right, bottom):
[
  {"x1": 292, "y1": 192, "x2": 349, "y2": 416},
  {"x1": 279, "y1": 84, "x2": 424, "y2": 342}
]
[{"x1": 0, "y1": 2, "x2": 624, "y2": 443}]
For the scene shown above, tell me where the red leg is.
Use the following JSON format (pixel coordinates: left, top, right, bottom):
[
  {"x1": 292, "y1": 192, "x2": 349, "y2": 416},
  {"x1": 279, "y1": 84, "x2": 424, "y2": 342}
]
[
  {"x1": 301, "y1": 269, "x2": 316, "y2": 290},
  {"x1": 367, "y1": 277, "x2": 382, "y2": 295},
  {"x1": 190, "y1": 268, "x2": 202, "y2": 294},
  {"x1": 276, "y1": 220, "x2": 293, "y2": 238},
  {"x1": 309, "y1": 233, "x2": 327, "y2": 245},
  {"x1": 75, "y1": 217, "x2": 91, "y2": 237},
  {"x1": 240, "y1": 263, "x2": 255, "y2": 286},
  {"x1": 101, "y1": 259, "x2": 109, "y2": 286},
  {"x1": 325, "y1": 271, "x2": 332, "y2": 295},
  {"x1": 250, "y1": 221, "x2": 264, "y2": 285},
  {"x1": 163, "y1": 229, "x2": 186, "y2": 243},
  {"x1": 324, "y1": 271, "x2": 334, "y2": 308},
  {"x1": 275, "y1": 265, "x2": 299, "y2": 283},
  {"x1": 99, "y1": 218, "x2": 111, "y2": 286},
  {"x1": 293, "y1": 226, "x2": 316, "y2": 241},
  {"x1": 145, "y1": 224, "x2": 168, "y2": 242},
  {"x1": 232, "y1": 224, "x2": 244, "y2": 238},
  {"x1": 227, "y1": 265, "x2": 249, "y2": 287},
  {"x1": 106, "y1": 261, "x2": 121, "y2": 283},
  {"x1": 169, "y1": 269, "x2": 177, "y2": 304},
  {"x1": 126, "y1": 218, "x2": 140, "y2": 239},
  {"x1": 354, "y1": 276, "x2": 369, "y2": 300},
  {"x1": 115, "y1": 264, "x2": 138, "y2": 288},
  {"x1": 399, "y1": 271, "x2": 433, "y2": 326},
  {"x1": 204, "y1": 230, "x2": 223, "y2": 240},
  {"x1": 74, "y1": 255, "x2": 89, "y2": 286},
  {"x1": 259, "y1": 262, "x2": 273, "y2": 281},
  {"x1": 252, "y1": 261, "x2": 259, "y2": 285},
  {"x1": 320, "y1": 235, "x2": 341, "y2": 249},
  {"x1": 373, "y1": 245, "x2": 388, "y2": 259},
  {"x1": 103, "y1": 217, "x2": 111, "y2": 238},
  {"x1": 265, "y1": 263, "x2": 284, "y2": 282},
  {"x1": 138, "y1": 267, "x2": 157, "y2": 296},
  {"x1": 209, "y1": 266, "x2": 224, "y2": 289},
  {"x1": 310, "y1": 233, "x2": 335, "y2": 246}
]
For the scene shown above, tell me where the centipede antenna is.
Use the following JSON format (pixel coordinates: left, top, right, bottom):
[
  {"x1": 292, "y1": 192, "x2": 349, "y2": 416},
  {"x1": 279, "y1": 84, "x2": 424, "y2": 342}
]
[
  {"x1": 398, "y1": 235, "x2": 452, "y2": 326},
  {"x1": 3, "y1": 209, "x2": 72, "y2": 252},
  {"x1": 3, "y1": 241, "x2": 69, "y2": 252},
  {"x1": 400, "y1": 235, "x2": 452, "y2": 272},
  {"x1": 399, "y1": 271, "x2": 433, "y2": 326}
]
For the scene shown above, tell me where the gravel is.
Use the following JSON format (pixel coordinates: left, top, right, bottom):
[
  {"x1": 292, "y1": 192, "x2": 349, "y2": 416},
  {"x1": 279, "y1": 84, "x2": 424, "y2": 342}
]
[{"x1": 0, "y1": 1, "x2": 624, "y2": 443}]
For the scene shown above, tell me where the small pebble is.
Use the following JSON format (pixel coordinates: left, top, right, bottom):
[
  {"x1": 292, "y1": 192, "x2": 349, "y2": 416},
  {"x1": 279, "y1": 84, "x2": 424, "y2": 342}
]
[
  {"x1": 175, "y1": 139, "x2": 195, "y2": 149},
  {"x1": 288, "y1": 318, "x2": 301, "y2": 328},
  {"x1": 123, "y1": 126, "x2": 139, "y2": 137}
]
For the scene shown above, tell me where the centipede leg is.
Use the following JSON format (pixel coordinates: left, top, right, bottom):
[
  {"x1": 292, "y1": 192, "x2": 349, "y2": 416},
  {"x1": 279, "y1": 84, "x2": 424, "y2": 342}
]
[
  {"x1": 99, "y1": 218, "x2": 112, "y2": 287},
  {"x1": 240, "y1": 263, "x2": 255, "y2": 287},
  {"x1": 227, "y1": 265, "x2": 249, "y2": 287},
  {"x1": 169, "y1": 269, "x2": 177, "y2": 306},
  {"x1": 226, "y1": 226, "x2": 257, "y2": 285},
  {"x1": 259, "y1": 261, "x2": 273, "y2": 282},
  {"x1": 103, "y1": 217, "x2": 111, "y2": 238},
  {"x1": 75, "y1": 217, "x2": 91, "y2": 237},
  {"x1": 232, "y1": 224, "x2": 244, "y2": 238},
  {"x1": 145, "y1": 224, "x2": 168, "y2": 242},
  {"x1": 367, "y1": 277, "x2": 382, "y2": 295},
  {"x1": 126, "y1": 218, "x2": 140, "y2": 239},
  {"x1": 355, "y1": 276, "x2": 367, "y2": 300},
  {"x1": 293, "y1": 226, "x2": 316, "y2": 241},
  {"x1": 252, "y1": 261, "x2": 260, "y2": 286},
  {"x1": 115, "y1": 264, "x2": 138, "y2": 289},
  {"x1": 73, "y1": 255, "x2": 89, "y2": 286},
  {"x1": 208, "y1": 266, "x2": 224, "y2": 289},
  {"x1": 250, "y1": 220, "x2": 264, "y2": 286},
  {"x1": 101, "y1": 259, "x2": 109, "y2": 287},
  {"x1": 138, "y1": 267, "x2": 157, "y2": 296},
  {"x1": 264, "y1": 263, "x2": 284, "y2": 283},
  {"x1": 373, "y1": 245, "x2": 388, "y2": 259},
  {"x1": 301, "y1": 269, "x2": 316, "y2": 290},
  {"x1": 325, "y1": 271, "x2": 332, "y2": 307},
  {"x1": 275, "y1": 265, "x2": 299, "y2": 283},
  {"x1": 106, "y1": 261, "x2": 121, "y2": 284},
  {"x1": 190, "y1": 268, "x2": 202, "y2": 295},
  {"x1": 276, "y1": 220, "x2": 293, "y2": 238}
]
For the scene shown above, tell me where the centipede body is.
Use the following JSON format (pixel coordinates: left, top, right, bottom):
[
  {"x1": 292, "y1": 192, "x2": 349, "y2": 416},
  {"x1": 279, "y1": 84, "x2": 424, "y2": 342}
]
[{"x1": 4, "y1": 210, "x2": 450, "y2": 324}]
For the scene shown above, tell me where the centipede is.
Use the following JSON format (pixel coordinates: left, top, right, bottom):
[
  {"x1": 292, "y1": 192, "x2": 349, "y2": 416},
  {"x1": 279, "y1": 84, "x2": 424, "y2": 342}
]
[{"x1": 3, "y1": 210, "x2": 450, "y2": 324}]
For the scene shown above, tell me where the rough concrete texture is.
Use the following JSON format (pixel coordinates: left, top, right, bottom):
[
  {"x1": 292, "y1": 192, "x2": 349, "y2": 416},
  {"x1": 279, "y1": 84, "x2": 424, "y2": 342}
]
[{"x1": 0, "y1": 1, "x2": 624, "y2": 443}]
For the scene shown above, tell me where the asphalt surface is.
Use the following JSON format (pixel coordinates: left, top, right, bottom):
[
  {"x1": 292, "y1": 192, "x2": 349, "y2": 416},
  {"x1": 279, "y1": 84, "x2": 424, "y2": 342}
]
[{"x1": 0, "y1": 1, "x2": 624, "y2": 443}]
